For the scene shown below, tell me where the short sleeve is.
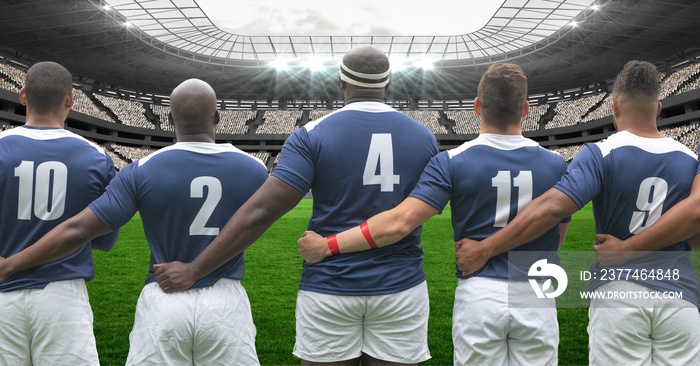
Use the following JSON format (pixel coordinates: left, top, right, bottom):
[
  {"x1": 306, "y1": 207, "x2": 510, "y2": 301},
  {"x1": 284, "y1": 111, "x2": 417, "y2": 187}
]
[
  {"x1": 409, "y1": 152, "x2": 452, "y2": 213},
  {"x1": 554, "y1": 144, "x2": 604, "y2": 208},
  {"x1": 271, "y1": 129, "x2": 315, "y2": 194},
  {"x1": 89, "y1": 163, "x2": 139, "y2": 230}
]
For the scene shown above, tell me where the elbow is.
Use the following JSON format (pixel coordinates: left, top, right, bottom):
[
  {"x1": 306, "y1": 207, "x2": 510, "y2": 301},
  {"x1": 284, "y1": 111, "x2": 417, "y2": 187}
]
[{"x1": 382, "y1": 215, "x2": 418, "y2": 241}]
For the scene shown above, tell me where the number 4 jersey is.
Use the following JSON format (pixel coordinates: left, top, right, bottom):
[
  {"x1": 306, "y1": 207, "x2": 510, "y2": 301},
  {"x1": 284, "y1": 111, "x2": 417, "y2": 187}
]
[
  {"x1": 272, "y1": 101, "x2": 439, "y2": 296},
  {"x1": 554, "y1": 131, "x2": 700, "y2": 305},
  {"x1": 88, "y1": 142, "x2": 268, "y2": 289},
  {"x1": 0, "y1": 126, "x2": 116, "y2": 291}
]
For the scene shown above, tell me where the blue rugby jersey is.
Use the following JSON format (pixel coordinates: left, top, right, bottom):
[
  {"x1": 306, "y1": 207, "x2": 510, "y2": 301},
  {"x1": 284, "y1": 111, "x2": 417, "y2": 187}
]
[
  {"x1": 89, "y1": 142, "x2": 268, "y2": 288},
  {"x1": 555, "y1": 131, "x2": 700, "y2": 305},
  {"x1": 410, "y1": 134, "x2": 569, "y2": 280},
  {"x1": 272, "y1": 101, "x2": 439, "y2": 296},
  {"x1": 0, "y1": 126, "x2": 116, "y2": 291}
]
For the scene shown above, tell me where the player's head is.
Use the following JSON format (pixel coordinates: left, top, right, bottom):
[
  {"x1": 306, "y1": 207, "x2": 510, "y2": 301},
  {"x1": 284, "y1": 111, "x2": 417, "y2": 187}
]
[
  {"x1": 168, "y1": 78, "x2": 219, "y2": 140},
  {"x1": 475, "y1": 63, "x2": 529, "y2": 132},
  {"x1": 20, "y1": 61, "x2": 73, "y2": 118},
  {"x1": 612, "y1": 60, "x2": 661, "y2": 119},
  {"x1": 339, "y1": 45, "x2": 390, "y2": 102}
]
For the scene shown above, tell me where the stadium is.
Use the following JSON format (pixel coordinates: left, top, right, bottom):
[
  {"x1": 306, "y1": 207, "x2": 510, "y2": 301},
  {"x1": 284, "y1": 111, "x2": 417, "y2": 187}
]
[{"x1": 1, "y1": 0, "x2": 700, "y2": 365}]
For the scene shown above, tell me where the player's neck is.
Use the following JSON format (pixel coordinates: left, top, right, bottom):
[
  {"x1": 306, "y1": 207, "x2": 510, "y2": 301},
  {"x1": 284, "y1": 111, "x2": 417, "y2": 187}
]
[
  {"x1": 480, "y1": 124, "x2": 522, "y2": 135},
  {"x1": 615, "y1": 117, "x2": 664, "y2": 138},
  {"x1": 24, "y1": 113, "x2": 66, "y2": 128},
  {"x1": 344, "y1": 96, "x2": 384, "y2": 104},
  {"x1": 175, "y1": 131, "x2": 216, "y2": 143},
  {"x1": 343, "y1": 88, "x2": 385, "y2": 105}
]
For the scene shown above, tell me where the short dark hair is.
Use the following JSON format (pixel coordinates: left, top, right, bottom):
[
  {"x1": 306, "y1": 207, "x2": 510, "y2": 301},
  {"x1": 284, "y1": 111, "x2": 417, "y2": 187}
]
[
  {"x1": 613, "y1": 60, "x2": 660, "y2": 105},
  {"x1": 24, "y1": 61, "x2": 73, "y2": 115},
  {"x1": 477, "y1": 63, "x2": 528, "y2": 130}
]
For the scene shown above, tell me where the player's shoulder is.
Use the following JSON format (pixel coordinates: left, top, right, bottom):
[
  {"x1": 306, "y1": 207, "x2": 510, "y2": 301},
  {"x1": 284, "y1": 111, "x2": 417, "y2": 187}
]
[
  {"x1": 0, "y1": 126, "x2": 107, "y2": 155},
  {"x1": 138, "y1": 142, "x2": 267, "y2": 170},
  {"x1": 595, "y1": 131, "x2": 696, "y2": 160},
  {"x1": 447, "y1": 134, "x2": 542, "y2": 159}
]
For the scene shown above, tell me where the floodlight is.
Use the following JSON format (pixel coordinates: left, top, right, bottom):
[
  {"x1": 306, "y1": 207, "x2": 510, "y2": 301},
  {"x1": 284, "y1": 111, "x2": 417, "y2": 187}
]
[
  {"x1": 103, "y1": 5, "x2": 111, "y2": 11},
  {"x1": 390, "y1": 57, "x2": 406, "y2": 71},
  {"x1": 570, "y1": 21, "x2": 578, "y2": 27},
  {"x1": 124, "y1": 21, "x2": 132, "y2": 27},
  {"x1": 419, "y1": 58, "x2": 435, "y2": 70},
  {"x1": 305, "y1": 56, "x2": 326, "y2": 71},
  {"x1": 272, "y1": 57, "x2": 290, "y2": 71}
]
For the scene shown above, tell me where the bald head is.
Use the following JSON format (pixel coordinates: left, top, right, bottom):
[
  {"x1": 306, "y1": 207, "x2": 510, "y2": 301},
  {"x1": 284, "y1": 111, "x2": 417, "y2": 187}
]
[
  {"x1": 342, "y1": 45, "x2": 390, "y2": 77},
  {"x1": 340, "y1": 45, "x2": 390, "y2": 102},
  {"x1": 169, "y1": 78, "x2": 218, "y2": 133}
]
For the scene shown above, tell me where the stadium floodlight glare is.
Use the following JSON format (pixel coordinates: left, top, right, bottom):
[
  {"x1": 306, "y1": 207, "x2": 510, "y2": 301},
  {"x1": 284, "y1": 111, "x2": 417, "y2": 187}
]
[
  {"x1": 570, "y1": 21, "x2": 578, "y2": 27},
  {"x1": 102, "y1": 5, "x2": 111, "y2": 11},
  {"x1": 390, "y1": 57, "x2": 407, "y2": 71},
  {"x1": 419, "y1": 58, "x2": 435, "y2": 70},
  {"x1": 305, "y1": 56, "x2": 326, "y2": 71},
  {"x1": 272, "y1": 57, "x2": 290, "y2": 71},
  {"x1": 591, "y1": 4, "x2": 600, "y2": 10},
  {"x1": 124, "y1": 21, "x2": 132, "y2": 27}
]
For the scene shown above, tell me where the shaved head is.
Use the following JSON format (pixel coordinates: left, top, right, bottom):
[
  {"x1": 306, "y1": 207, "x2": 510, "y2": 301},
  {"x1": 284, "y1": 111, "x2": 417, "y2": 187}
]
[
  {"x1": 169, "y1": 78, "x2": 218, "y2": 130},
  {"x1": 339, "y1": 45, "x2": 390, "y2": 102},
  {"x1": 342, "y1": 45, "x2": 390, "y2": 77}
]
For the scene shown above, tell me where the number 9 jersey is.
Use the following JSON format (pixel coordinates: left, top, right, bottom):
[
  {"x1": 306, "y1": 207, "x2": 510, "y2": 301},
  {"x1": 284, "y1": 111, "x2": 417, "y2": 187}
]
[
  {"x1": 554, "y1": 130, "x2": 700, "y2": 306},
  {"x1": 272, "y1": 101, "x2": 439, "y2": 296}
]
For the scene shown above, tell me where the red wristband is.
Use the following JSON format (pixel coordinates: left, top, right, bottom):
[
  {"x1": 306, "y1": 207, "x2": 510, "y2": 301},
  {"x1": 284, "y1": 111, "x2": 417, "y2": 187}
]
[
  {"x1": 360, "y1": 221, "x2": 378, "y2": 249},
  {"x1": 327, "y1": 235, "x2": 341, "y2": 255}
]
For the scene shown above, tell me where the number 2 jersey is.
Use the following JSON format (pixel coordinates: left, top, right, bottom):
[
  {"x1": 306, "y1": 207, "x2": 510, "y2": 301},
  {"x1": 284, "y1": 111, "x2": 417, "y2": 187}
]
[
  {"x1": 554, "y1": 131, "x2": 700, "y2": 306},
  {"x1": 409, "y1": 133, "x2": 569, "y2": 280},
  {"x1": 0, "y1": 126, "x2": 116, "y2": 292},
  {"x1": 272, "y1": 101, "x2": 439, "y2": 296},
  {"x1": 89, "y1": 142, "x2": 268, "y2": 289}
]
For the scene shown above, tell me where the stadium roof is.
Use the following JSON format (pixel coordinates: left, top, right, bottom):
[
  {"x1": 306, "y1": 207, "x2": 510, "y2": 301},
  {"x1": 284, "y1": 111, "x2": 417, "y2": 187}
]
[
  {"x1": 101, "y1": 0, "x2": 595, "y2": 63},
  {"x1": 0, "y1": 0, "x2": 699, "y2": 102}
]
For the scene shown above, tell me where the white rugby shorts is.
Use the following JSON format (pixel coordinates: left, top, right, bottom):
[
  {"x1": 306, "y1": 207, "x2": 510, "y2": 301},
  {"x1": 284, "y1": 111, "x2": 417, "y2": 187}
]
[
  {"x1": 588, "y1": 280, "x2": 700, "y2": 365},
  {"x1": 0, "y1": 279, "x2": 99, "y2": 366},
  {"x1": 293, "y1": 280, "x2": 430, "y2": 363},
  {"x1": 452, "y1": 276, "x2": 558, "y2": 366},
  {"x1": 126, "y1": 278, "x2": 259, "y2": 366}
]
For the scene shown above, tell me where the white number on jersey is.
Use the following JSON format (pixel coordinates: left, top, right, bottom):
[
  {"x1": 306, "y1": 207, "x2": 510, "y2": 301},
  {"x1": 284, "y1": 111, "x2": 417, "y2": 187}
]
[
  {"x1": 629, "y1": 177, "x2": 668, "y2": 234},
  {"x1": 492, "y1": 170, "x2": 533, "y2": 227},
  {"x1": 14, "y1": 161, "x2": 68, "y2": 221},
  {"x1": 363, "y1": 133, "x2": 400, "y2": 192},
  {"x1": 190, "y1": 176, "x2": 222, "y2": 236}
]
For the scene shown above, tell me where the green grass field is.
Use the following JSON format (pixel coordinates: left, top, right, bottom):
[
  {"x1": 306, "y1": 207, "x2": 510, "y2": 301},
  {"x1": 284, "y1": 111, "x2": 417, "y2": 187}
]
[{"x1": 88, "y1": 201, "x2": 597, "y2": 365}]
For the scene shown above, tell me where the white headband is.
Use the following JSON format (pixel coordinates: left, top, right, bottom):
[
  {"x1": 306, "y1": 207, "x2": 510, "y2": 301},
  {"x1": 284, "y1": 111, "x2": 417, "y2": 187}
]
[{"x1": 340, "y1": 61, "x2": 390, "y2": 88}]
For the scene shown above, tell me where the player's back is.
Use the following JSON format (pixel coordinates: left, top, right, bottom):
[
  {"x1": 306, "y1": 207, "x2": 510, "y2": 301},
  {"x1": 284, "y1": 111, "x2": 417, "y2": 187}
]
[
  {"x1": 89, "y1": 142, "x2": 268, "y2": 288},
  {"x1": 0, "y1": 126, "x2": 115, "y2": 291},
  {"x1": 272, "y1": 102, "x2": 439, "y2": 295},
  {"x1": 413, "y1": 134, "x2": 568, "y2": 280},
  {"x1": 583, "y1": 131, "x2": 696, "y2": 241},
  {"x1": 556, "y1": 131, "x2": 699, "y2": 304}
]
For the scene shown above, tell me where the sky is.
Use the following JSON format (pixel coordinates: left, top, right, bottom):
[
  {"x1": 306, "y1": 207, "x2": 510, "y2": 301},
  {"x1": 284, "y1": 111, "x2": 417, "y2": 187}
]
[{"x1": 197, "y1": 0, "x2": 505, "y2": 36}]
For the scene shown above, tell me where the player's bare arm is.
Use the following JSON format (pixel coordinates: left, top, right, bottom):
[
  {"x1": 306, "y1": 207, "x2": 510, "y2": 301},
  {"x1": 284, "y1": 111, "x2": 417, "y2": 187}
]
[
  {"x1": 155, "y1": 176, "x2": 304, "y2": 292},
  {"x1": 455, "y1": 187, "x2": 578, "y2": 275},
  {"x1": 296, "y1": 198, "x2": 439, "y2": 263},
  {"x1": 0, "y1": 207, "x2": 112, "y2": 283}
]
